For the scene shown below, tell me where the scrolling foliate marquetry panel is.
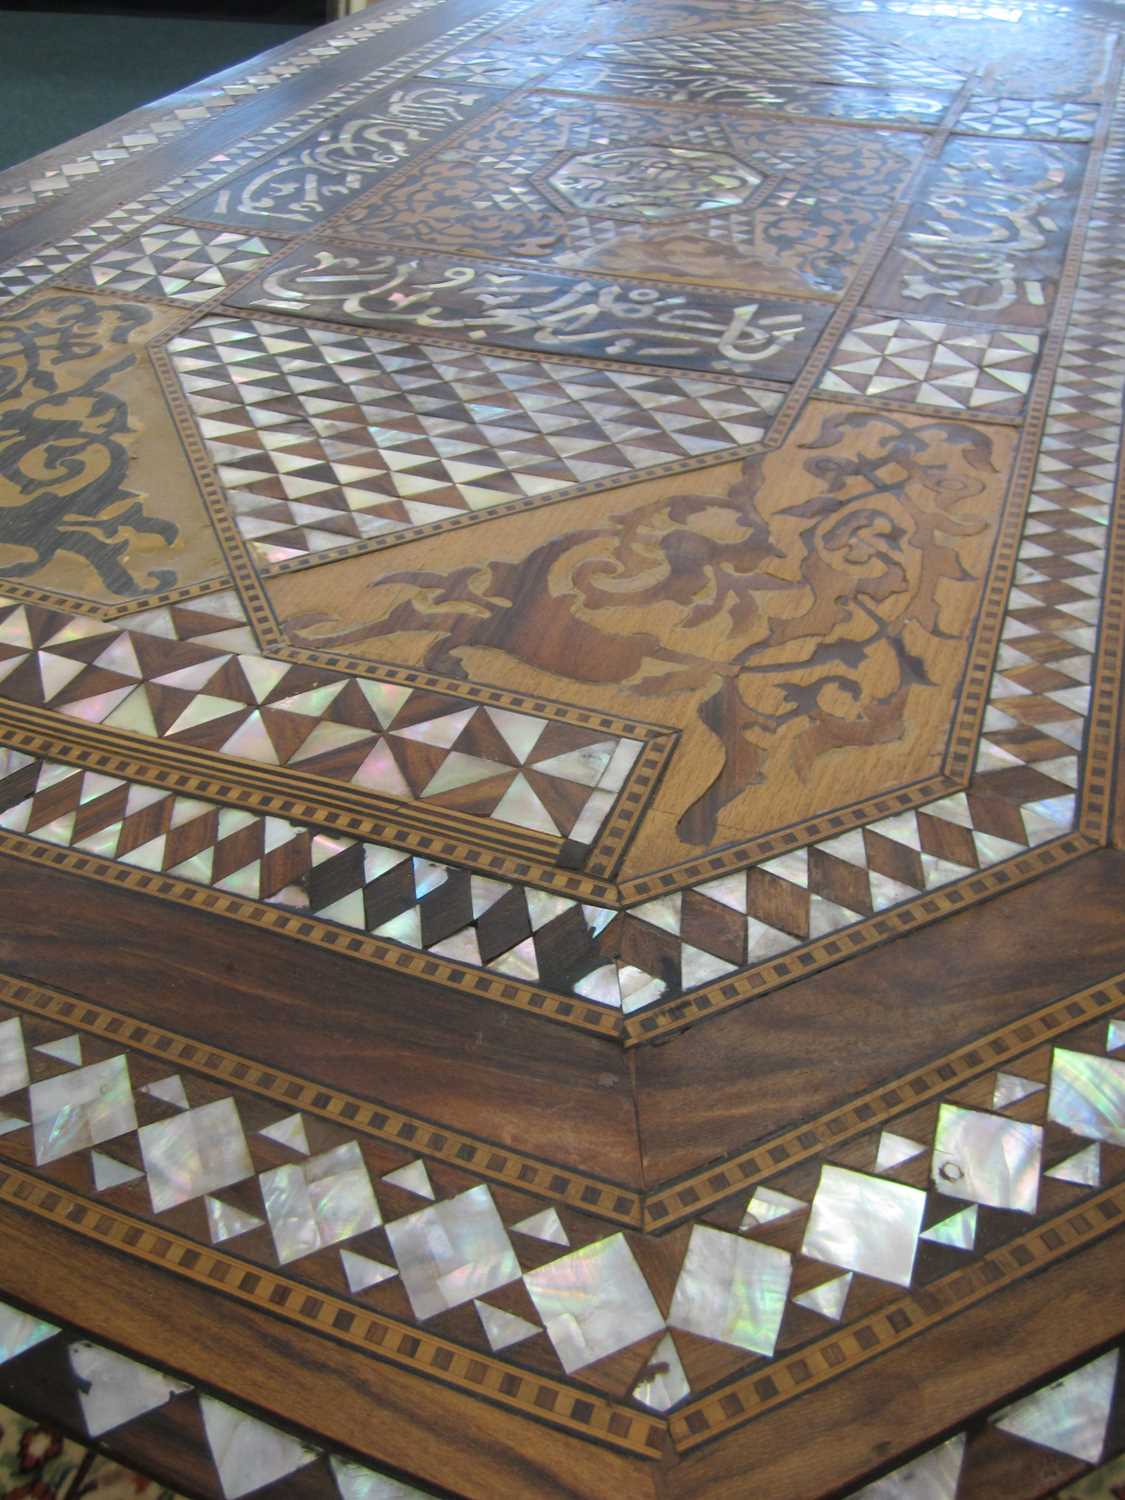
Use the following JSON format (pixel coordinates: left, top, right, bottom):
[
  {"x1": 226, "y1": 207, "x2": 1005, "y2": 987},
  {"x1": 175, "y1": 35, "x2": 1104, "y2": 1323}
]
[
  {"x1": 265, "y1": 402, "x2": 1020, "y2": 872},
  {"x1": 0, "y1": 293, "x2": 226, "y2": 602}
]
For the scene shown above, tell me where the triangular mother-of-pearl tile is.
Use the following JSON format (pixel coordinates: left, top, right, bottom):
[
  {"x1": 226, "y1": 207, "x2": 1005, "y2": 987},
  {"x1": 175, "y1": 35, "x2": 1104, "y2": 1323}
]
[
  {"x1": 200, "y1": 1395, "x2": 319, "y2": 1499},
  {"x1": 340, "y1": 1250, "x2": 397, "y2": 1294},
  {"x1": 382, "y1": 1160, "x2": 435, "y2": 1199},
  {"x1": 992, "y1": 1349, "x2": 1119, "y2": 1462},
  {"x1": 69, "y1": 1341, "x2": 191, "y2": 1437},
  {"x1": 793, "y1": 1272, "x2": 853, "y2": 1321},
  {"x1": 474, "y1": 1299, "x2": 539, "y2": 1351},
  {"x1": 512, "y1": 1207, "x2": 569, "y2": 1246},
  {"x1": 35, "y1": 1035, "x2": 82, "y2": 1066}
]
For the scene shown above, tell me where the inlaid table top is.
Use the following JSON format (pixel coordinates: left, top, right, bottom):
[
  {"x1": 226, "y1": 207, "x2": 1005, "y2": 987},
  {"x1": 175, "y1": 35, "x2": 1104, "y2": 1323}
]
[{"x1": 0, "y1": 0, "x2": 1123, "y2": 1496}]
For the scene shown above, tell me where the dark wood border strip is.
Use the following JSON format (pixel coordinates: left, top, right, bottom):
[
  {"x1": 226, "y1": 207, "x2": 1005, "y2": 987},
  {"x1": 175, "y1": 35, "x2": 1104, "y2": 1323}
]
[
  {"x1": 624, "y1": 832, "x2": 1096, "y2": 1043},
  {"x1": 0, "y1": 782, "x2": 1095, "y2": 1045},
  {"x1": 0, "y1": 1156, "x2": 1119, "y2": 1464},
  {"x1": 2, "y1": 959, "x2": 1119, "y2": 1234},
  {"x1": 643, "y1": 969, "x2": 1125, "y2": 1226},
  {"x1": 0, "y1": 1163, "x2": 665, "y2": 1459},
  {"x1": 0, "y1": 968, "x2": 641, "y2": 1224},
  {"x1": 0, "y1": 1201, "x2": 661, "y2": 1500},
  {"x1": 0, "y1": 827, "x2": 623, "y2": 1037},
  {"x1": 669, "y1": 1236, "x2": 1125, "y2": 1500},
  {"x1": 670, "y1": 1181, "x2": 1125, "y2": 1452},
  {"x1": 0, "y1": 1289, "x2": 458, "y2": 1500}
]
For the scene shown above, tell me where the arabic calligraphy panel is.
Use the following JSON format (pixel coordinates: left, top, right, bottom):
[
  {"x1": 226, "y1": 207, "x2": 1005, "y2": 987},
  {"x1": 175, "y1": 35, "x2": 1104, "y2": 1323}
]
[{"x1": 227, "y1": 242, "x2": 831, "y2": 379}]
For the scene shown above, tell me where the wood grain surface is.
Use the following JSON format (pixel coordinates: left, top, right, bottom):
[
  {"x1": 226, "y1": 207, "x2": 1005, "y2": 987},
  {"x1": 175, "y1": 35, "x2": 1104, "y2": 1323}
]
[
  {"x1": 635, "y1": 849, "x2": 1125, "y2": 1183},
  {"x1": 0, "y1": 0, "x2": 1122, "y2": 1493}
]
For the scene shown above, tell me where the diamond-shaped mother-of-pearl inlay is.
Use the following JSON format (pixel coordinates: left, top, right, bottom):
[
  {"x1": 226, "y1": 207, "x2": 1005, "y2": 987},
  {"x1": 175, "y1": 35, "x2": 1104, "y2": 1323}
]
[
  {"x1": 802, "y1": 1164, "x2": 927, "y2": 1287},
  {"x1": 523, "y1": 1233, "x2": 664, "y2": 1373},
  {"x1": 667, "y1": 1224, "x2": 791, "y2": 1355},
  {"x1": 385, "y1": 1184, "x2": 522, "y2": 1320},
  {"x1": 931, "y1": 1104, "x2": 1042, "y2": 1213}
]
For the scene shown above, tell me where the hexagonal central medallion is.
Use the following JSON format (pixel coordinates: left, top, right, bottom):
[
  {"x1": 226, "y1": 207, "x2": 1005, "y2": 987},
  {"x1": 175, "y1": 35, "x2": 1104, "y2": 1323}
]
[{"x1": 547, "y1": 146, "x2": 763, "y2": 222}]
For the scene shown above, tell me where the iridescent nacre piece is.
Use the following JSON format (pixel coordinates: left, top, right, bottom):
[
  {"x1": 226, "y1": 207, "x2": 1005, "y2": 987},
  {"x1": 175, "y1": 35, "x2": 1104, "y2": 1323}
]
[
  {"x1": 1048, "y1": 1047, "x2": 1125, "y2": 1145},
  {"x1": 512, "y1": 1207, "x2": 568, "y2": 1246},
  {"x1": 30, "y1": 1055, "x2": 136, "y2": 1165},
  {"x1": 920, "y1": 1204, "x2": 977, "y2": 1250},
  {"x1": 992, "y1": 1349, "x2": 1119, "y2": 1462},
  {"x1": 802, "y1": 1164, "x2": 926, "y2": 1286},
  {"x1": 385, "y1": 1184, "x2": 520, "y2": 1321},
  {"x1": 200, "y1": 1395, "x2": 318, "y2": 1500},
  {"x1": 261, "y1": 1141, "x2": 380, "y2": 1264},
  {"x1": 474, "y1": 1299, "x2": 538, "y2": 1352},
  {"x1": 851, "y1": 1433, "x2": 965, "y2": 1499},
  {"x1": 0, "y1": 1016, "x2": 28, "y2": 1097},
  {"x1": 139, "y1": 1096, "x2": 254, "y2": 1212},
  {"x1": 793, "y1": 1272, "x2": 852, "y2": 1322},
  {"x1": 524, "y1": 1232, "x2": 663, "y2": 1374},
  {"x1": 331, "y1": 1456, "x2": 428, "y2": 1500},
  {"x1": 69, "y1": 1341, "x2": 190, "y2": 1437},
  {"x1": 206, "y1": 1196, "x2": 263, "y2": 1244},
  {"x1": 0, "y1": 1298, "x2": 58, "y2": 1365},
  {"x1": 632, "y1": 1333, "x2": 691, "y2": 1412},
  {"x1": 740, "y1": 1186, "x2": 805, "y2": 1231},
  {"x1": 668, "y1": 1224, "x2": 791, "y2": 1355},
  {"x1": 875, "y1": 1130, "x2": 925, "y2": 1172},
  {"x1": 931, "y1": 1103, "x2": 1042, "y2": 1213}
]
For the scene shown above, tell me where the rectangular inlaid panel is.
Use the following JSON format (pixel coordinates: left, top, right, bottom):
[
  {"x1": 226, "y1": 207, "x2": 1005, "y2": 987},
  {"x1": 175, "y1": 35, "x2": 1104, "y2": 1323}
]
[
  {"x1": 228, "y1": 239, "x2": 834, "y2": 379},
  {"x1": 1, "y1": 0, "x2": 1124, "y2": 1494}
]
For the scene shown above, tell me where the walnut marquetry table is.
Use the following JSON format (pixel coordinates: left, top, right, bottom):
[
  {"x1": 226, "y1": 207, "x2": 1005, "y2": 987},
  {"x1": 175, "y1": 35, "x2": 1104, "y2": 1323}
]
[{"x1": 1, "y1": 0, "x2": 1124, "y2": 1496}]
